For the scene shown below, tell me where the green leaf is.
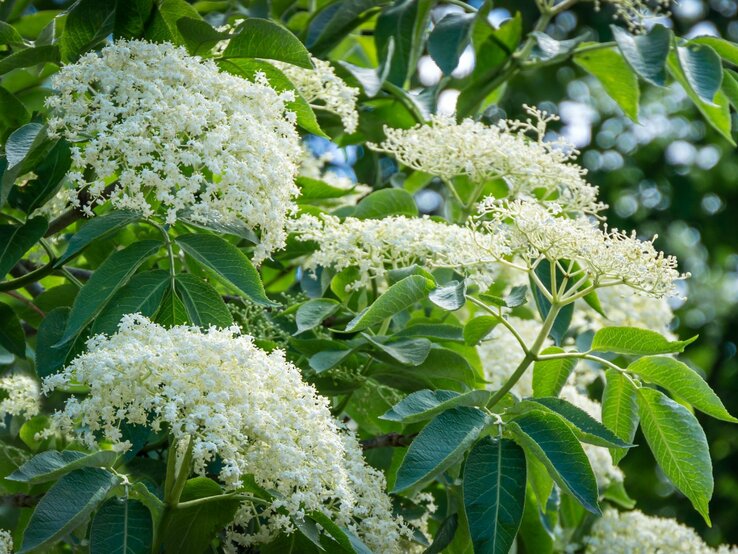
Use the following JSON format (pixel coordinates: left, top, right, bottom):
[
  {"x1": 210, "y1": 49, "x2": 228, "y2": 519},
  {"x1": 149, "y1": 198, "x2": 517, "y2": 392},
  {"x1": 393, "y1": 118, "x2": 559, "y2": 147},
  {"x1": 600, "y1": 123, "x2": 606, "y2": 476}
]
[
  {"x1": 175, "y1": 273, "x2": 233, "y2": 328},
  {"x1": 674, "y1": 42, "x2": 723, "y2": 103},
  {"x1": 57, "y1": 210, "x2": 141, "y2": 266},
  {"x1": 160, "y1": 477, "x2": 242, "y2": 554},
  {"x1": 627, "y1": 356, "x2": 737, "y2": 423},
  {"x1": 0, "y1": 217, "x2": 47, "y2": 278},
  {"x1": 532, "y1": 347, "x2": 577, "y2": 398},
  {"x1": 691, "y1": 36, "x2": 738, "y2": 66},
  {"x1": 58, "y1": 240, "x2": 162, "y2": 344},
  {"x1": 531, "y1": 260, "x2": 573, "y2": 346},
  {"x1": 8, "y1": 450, "x2": 117, "y2": 485},
  {"x1": 667, "y1": 51, "x2": 735, "y2": 144},
  {"x1": 177, "y1": 17, "x2": 229, "y2": 55},
  {"x1": 574, "y1": 46, "x2": 639, "y2": 121},
  {"x1": 296, "y1": 176, "x2": 358, "y2": 199},
  {"x1": 114, "y1": 0, "x2": 154, "y2": 38},
  {"x1": 295, "y1": 298, "x2": 341, "y2": 334},
  {"x1": 463, "y1": 315, "x2": 500, "y2": 346},
  {"x1": 144, "y1": 0, "x2": 202, "y2": 45},
  {"x1": 19, "y1": 467, "x2": 120, "y2": 553},
  {"x1": 8, "y1": 140, "x2": 70, "y2": 214},
  {"x1": 0, "y1": 45, "x2": 59, "y2": 75},
  {"x1": 309, "y1": 348, "x2": 353, "y2": 373},
  {"x1": 508, "y1": 410, "x2": 600, "y2": 515},
  {"x1": 35, "y1": 307, "x2": 71, "y2": 378},
  {"x1": 424, "y1": 513, "x2": 458, "y2": 554},
  {"x1": 601, "y1": 369, "x2": 639, "y2": 464},
  {"x1": 380, "y1": 389, "x2": 490, "y2": 424},
  {"x1": 353, "y1": 188, "x2": 418, "y2": 219},
  {"x1": 60, "y1": 0, "x2": 116, "y2": 61},
  {"x1": 527, "y1": 397, "x2": 633, "y2": 449},
  {"x1": 591, "y1": 326, "x2": 697, "y2": 355},
  {"x1": 530, "y1": 32, "x2": 588, "y2": 62},
  {"x1": 371, "y1": 345, "x2": 477, "y2": 392},
  {"x1": 307, "y1": 511, "x2": 358, "y2": 552},
  {"x1": 612, "y1": 24, "x2": 670, "y2": 86},
  {"x1": 375, "y1": 0, "x2": 432, "y2": 86},
  {"x1": 89, "y1": 499, "x2": 153, "y2": 554},
  {"x1": 364, "y1": 335, "x2": 432, "y2": 365},
  {"x1": 0, "y1": 21, "x2": 25, "y2": 47},
  {"x1": 176, "y1": 233, "x2": 273, "y2": 306},
  {"x1": 0, "y1": 302, "x2": 24, "y2": 358},
  {"x1": 429, "y1": 280, "x2": 466, "y2": 311},
  {"x1": 92, "y1": 270, "x2": 171, "y2": 336},
  {"x1": 306, "y1": 0, "x2": 384, "y2": 56},
  {"x1": 393, "y1": 406, "x2": 488, "y2": 492},
  {"x1": 221, "y1": 18, "x2": 312, "y2": 68},
  {"x1": 428, "y1": 12, "x2": 474, "y2": 75},
  {"x1": 723, "y1": 69, "x2": 738, "y2": 110},
  {"x1": 155, "y1": 288, "x2": 189, "y2": 327},
  {"x1": 0, "y1": 86, "x2": 29, "y2": 142},
  {"x1": 345, "y1": 275, "x2": 434, "y2": 332},
  {"x1": 636, "y1": 387, "x2": 713, "y2": 525},
  {"x1": 463, "y1": 437, "x2": 526, "y2": 554}
]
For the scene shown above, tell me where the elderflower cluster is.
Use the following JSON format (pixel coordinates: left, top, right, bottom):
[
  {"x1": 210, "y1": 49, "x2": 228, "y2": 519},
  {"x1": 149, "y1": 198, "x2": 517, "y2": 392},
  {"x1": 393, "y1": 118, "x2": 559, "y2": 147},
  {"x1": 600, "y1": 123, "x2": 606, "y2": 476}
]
[
  {"x1": 477, "y1": 317, "x2": 549, "y2": 397},
  {"x1": 43, "y1": 315, "x2": 408, "y2": 551},
  {"x1": 371, "y1": 107, "x2": 604, "y2": 214},
  {"x1": 275, "y1": 56, "x2": 360, "y2": 133},
  {"x1": 560, "y1": 386, "x2": 624, "y2": 488},
  {"x1": 289, "y1": 213, "x2": 508, "y2": 290},
  {"x1": 585, "y1": 509, "x2": 738, "y2": 554},
  {"x1": 0, "y1": 530, "x2": 11, "y2": 554},
  {"x1": 478, "y1": 199, "x2": 686, "y2": 298},
  {"x1": 0, "y1": 374, "x2": 40, "y2": 426},
  {"x1": 45, "y1": 39, "x2": 302, "y2": 262},
  {"x1": 595, "y1": 0, "x2": 672, "y2": 32}
]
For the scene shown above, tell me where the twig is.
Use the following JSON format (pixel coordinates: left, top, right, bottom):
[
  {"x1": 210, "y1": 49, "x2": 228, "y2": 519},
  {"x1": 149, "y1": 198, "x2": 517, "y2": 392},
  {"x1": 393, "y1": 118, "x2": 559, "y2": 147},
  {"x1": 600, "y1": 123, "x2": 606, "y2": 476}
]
[{"x1": 45, "y1": 181, "x2": 119, "y2": 237}]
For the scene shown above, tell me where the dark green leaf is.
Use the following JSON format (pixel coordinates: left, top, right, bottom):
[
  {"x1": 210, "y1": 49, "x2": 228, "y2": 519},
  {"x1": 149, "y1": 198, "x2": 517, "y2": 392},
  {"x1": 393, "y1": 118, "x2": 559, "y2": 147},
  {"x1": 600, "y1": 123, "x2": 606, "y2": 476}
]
[
  {"x1": 0, "y1": 217, "x2": 47, "y2": 278},
  {"x1": 627, "y1": 356, "x2": 737, "y2": 423},
  {"x1": 155, "y1": 288, "x2": 189, "y2": 327},
  {"x1": 674, "y1": 42, "x2": 723, "y2": 103},
  {"x1": 222, "y1": 18, "x2": 312, "y2": 68},
  {"x1": 89, "y1": 499, "x2": 153, "y2": 554},
  {"x1": 509, "y1": 410, "x2": 600, "y2": 515},
  {"x1": 0, "y1": 302, "x2": 24, "y2": 358},
  {"x1": 0, "y1": 21, "x2": 25, "y2": 47},
  {"x1": 306, "y1": 0, "x2": 385, "y2": 56},
  {"x1": 428, "y1": 12, "x2": 474, "y2": 75},
  {"x1": 309, "y1": 348, "x2": 353, "y2": 373},
  {"x1": 506, "y1": 285, "x2": 528, "y2": 308},
  {"x1": 2, "y1": 123, "x2": 55, "y2": 205},
  {"x1": 0, "y1": 45, "x2": 59, "y2": 75},
  {"x1": 176, "y1": 233, "x2": 273, "y2": 306},
  {"x1": 58, "y1": 240, "x2": 162, "y2": 344},
  {"x1": 57, "y1": 210, "x2": 141, "y2": 266},
  {"x1": 612, "y1": 24, "x2": 671, "y2": 86},
  {"x1": 60, "y1": 0, "x2": 116, "y2": 61},
  {"x1": 375, "y1": 0, "x2": 432, "y2": 85},
  {"x1": 114, "y1": 0, "x2": 154, "y2": 38},
  {"x1": 35, "y1": 307, "x2": 71, "y2": 378},
  {"x1": 19, "y1": 468, "x2": 120, "y2": 553},
  {"x1": 591, "y1": 326, "x2": 697, "y2": 355},
  {"x1": 365, "y1": 335, "x2": 432, "y2": 365},
  {"x1": 353, "y1": 188, "x2": 418, "y2": 219},
  {"x1": 530, "y1": 32, "x2": 588, "y2": 62},
  {"x1": 601, "y1": 369, "x2": 639, "y2": 464},
  {"x1": 380, "y1": 389, "x2": 490, "y2": 423},
  {"x1": 8, "y1": 450, "x2": 116, "y2": 485},
  {"x1": 463, "y1": 315, "x2": 500, "y2": 346},
  {"x1": 463, "y1": 437, "x2": 526, "y2": 554},
  {"x1": 177, "y1": 17, "x2": 229, "y2": 55},
  {"x1": 295, "y1": 298, "x2": 341, "y2": 334},
  {"x1": 346, "y1": 275, "x2": 434, "y2": 332},
  {"x1": 637, "y1": 387, "x2": 713, "y2": 525},
  {"x1": 394, "y1": 406, "x2": 488, "y2": 492},
  {"x1": 574, "y1": 46, "x2": 639, "y2": 121},
  {"x1": 424, "y1": 513, "x2": 458, "y2": 554},
  {"x1": 175, "y1": 273, "x2": 233, "y2": 328},
  {"x1": 0, "y1": 86, "x2": 29, "y2": 142},
  {"x1": 691, "y1": 36, "x2": 738, "y2": 66},
  {"x1": 532, "y1": 347, "x2": 577, "y2": 398},
  {"x1": 8, "y1": 140, "x2": 71, "y2": 214},
  {"x1": 429, "y1": 280, "x2": 465, "y2": 311},
  {"x1": 144, "y1": 0, "x2": 202, "y2": 45}
]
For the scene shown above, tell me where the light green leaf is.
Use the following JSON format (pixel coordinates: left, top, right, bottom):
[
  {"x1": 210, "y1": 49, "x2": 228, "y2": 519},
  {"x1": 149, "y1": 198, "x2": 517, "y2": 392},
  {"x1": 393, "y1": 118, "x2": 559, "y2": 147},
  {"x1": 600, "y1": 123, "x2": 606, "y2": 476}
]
[
  {"x1": 0, "y1": 86, "x2": 29, "y2": 142},
  {"x1": 175, "y1": 273, "x2": 233, "y2": 328},
  {"x1": 58, "y1": 240, "x2": 162, "y2": 344},
  {"x1": 89, "y1": 499, "x2": 153, "y2": 554},
  {"x1": 394, "y1": 406, "x2": 488, "y2": 492},
  {"x1": 353, "y1": 188, "x2": 418, "y2": 219},
  {"x1": 637, "y1": 387, "x2": 713, "y2": 525},
  {"x1": 221, "y1": 18, "x2": 312, "y2": 68},
  {"x1": 296, "y1": 176, "x2": 358, "y2": 199},
  {"x1": 723, "y1": 69, "x2": 738, "y2": 110},
  {"x1": 19, "y1": 467, "x2": 120, "y2": 553},
  {"x1": 380, "y1": 389, "x2": 490, "y2": 423},
  {"x1": 8, "y1": 450, "x2": 117, "y2": 485},
  {"x1": 591, "y1": 326, "x2": 697, "y2": 355},
  {"x1": 60, "y1": 0, "x2": 116, "y2": 61},
  {"x1": 429, "y1": 280, "x2": 466, "y2": 311},
  {"x1": 0, "y1": 302, "x2": 24, "y2": 358},
  {"x1": 309, "y1": 348, "x2": 353, "y2": 373},
  {"x1": 601, "y1": 369, "x2": 639, "y2": 464},
  {"x1": 532, "y1": 347, "x2": 577, "y2": 398},
  {"x1": 295, "y1": 298, "x2": 340, "y2": 334},
  {"x1": 691, "y1": 36, "x2": 738, "y2": 66},
  {"x1": 0, "y1": 217, "x2": 47, "y2": 278},
  {"x1": 574, "y1": 46, "x2": 639, "y2": 121},
  {"x1": 176, "y1": 233, "x2": 273, "y2": 306},
  {"x1": 463, "y1": 437, "x2": 526, "y2": 554},
  {"x1": 428, "y1": 12, "x2": 474, "y2": 75},
  {"x1": 463, "y1": 315, "x2": 500, "y2": 346},
  {"x1": 345, "y1": 275, "x2": 434, "y2": 332},
  {"x1": 628, "y1": 356, "x2": 737, "y2": 423},
  {"x1": 0, "y1": 21, "x2": 25, "y2": 47},
  {"x1": 612, "y1": 24, "x2": 671, "y2": 86},
  {"x1": 57, "y1": 210, "x2": 141, "y2": 266},
  {"x1": 509, "y1": 410, "x2": 600, "y2": 515}
]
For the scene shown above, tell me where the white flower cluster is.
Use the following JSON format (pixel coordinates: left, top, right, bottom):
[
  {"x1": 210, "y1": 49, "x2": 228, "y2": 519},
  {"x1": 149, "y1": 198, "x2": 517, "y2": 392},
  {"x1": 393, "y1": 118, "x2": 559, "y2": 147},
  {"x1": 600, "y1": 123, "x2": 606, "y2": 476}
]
[
  {"x1": 0, "y1": 530, "x2": 11, "y2": 554},
  {"x1": 46, "y1": 39, "x2": 302, "y2": 262},
  {"x1": 479, "y1": 199, "x2": 686, "y2": 298},
  {"x1": 560, "y1": 386, "x2": 623, "y2": 489},
  {"x1": 289, "y1": 213, "x2": 508, "y2": 290},
  {"x1": 595, "y1": 0, "x2": 672, "y2": 32},
  {"x1": 585, "y1": 509, "x2": 738, "y2": 554},
  {"x1": 371, "y1": 107, "x2": 604, "y2": 214},
  {"x1": 275, "y1": 56, "x2": 360, "y2": 133},
  {"x1": 43, "y1": 315, "x2": 408, "y2": 551},
  {"x1": 477, "y1": 317, "x2": 548, "y2": 398},
  {"x1": 0, "y1": 374, "x2": 40, "y2": 427}
]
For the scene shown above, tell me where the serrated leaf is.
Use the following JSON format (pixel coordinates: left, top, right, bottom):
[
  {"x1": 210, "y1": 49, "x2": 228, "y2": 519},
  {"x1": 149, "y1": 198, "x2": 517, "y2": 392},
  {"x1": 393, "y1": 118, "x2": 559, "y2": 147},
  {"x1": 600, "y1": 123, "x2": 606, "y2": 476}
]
[
  {"x1": 175, "y1": 273, "x2": 233, "y2": 328},
  {"x1": 345, "y1": 275, "x2": 434, "y2": 332},
  {"x1": 353, "y1": 188, "x2": 418, "y2": 219},
  {"x1": 380, "y1": 389, "x2": 490, "y2": 423},
  {"x1": 394, "y1": 407, "x2": 488, "y2": 492},
  {"x1": 57, "y1": 210, "x2": 141, "y2": 266},
  {"x1": 463, "y1": 315, "x2": 500, "y2": 346},
  {"x1": 295, "y1": 298, "x2": 340, "y2": 334},
  {"x1": 0, "y1": 302, "x2": 24, "y2": 358},
  {"x1": 637, "y1": 387, "x2": 713, "y2": 525},
  {"x1": 176, "y1": 233, "x2": 273, "y2": 306},
  {"x1": 463, "y1": 437, "x2": 526, "y2": 554},
  {"x1": 509, "y1": 410, "x2": 600, "y2": 515},
  {"x1": 601, "y1": 369, "x2": 639, "y2": 464},
  {"x1": 627, "y1": 356, "x2": 737, "y2": 423},
  {"x1": 428, "y1": 12, "x2": 474, "y2": 75},
  {"x1": 532, "y1": 347, "x2": 577, "y2": 398},
  {"x1": 429, "y1": 280, "x2": 465, "y2": 311},
  {"x1": 89, "y1": 498, "x2": 153, "y2": 554},
  {"x1": 8, "y1": 450, "x2": 117, "y2": 485},
  {"x1": 19, "y1": 468, "x2": 120, "y2": 553},
  {"x1": 612, "y1": 24, "x2": 670, "y2": 86},
  {"x1": 58, "y1": 240, "x2": 162, "y2": 344},
  {"x1": 591, "y1": 326, "x2": 697, "y2": 355},
  {"x1": 574, "y1": 46, "x2": 639, "y2": 121},
  {"x1": 0, "y1": 217, "x2": 47, "y2": 278},
  {"x1": 221, "y1": 18, "x2": 312, "y2": 68}
]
